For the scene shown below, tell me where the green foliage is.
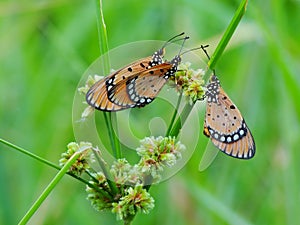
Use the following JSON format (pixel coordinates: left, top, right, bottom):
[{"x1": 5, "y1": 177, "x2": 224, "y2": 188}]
[{"x1": 1, "y1": 0, "x2": 300, "y2": 225}]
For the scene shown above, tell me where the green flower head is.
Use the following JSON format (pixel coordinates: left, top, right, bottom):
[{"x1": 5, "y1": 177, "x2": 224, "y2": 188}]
[
  {"x1": 171, "y1": 62, "x2": 206, "y2": 103},
  {"x1": 112, "y1": 185, "x2": 154, "y2": 221},
  {"x1": 136, "y1": 136, "x2": 185, "y2": 179},
  {"x1": 59, "y1": 142, "x2": 93, "y2": 175}
]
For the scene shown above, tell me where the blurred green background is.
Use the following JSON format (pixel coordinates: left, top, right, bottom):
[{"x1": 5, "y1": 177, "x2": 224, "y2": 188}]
[{"x1": 1, "y1": 0, "x2": 300, "y2": 224}]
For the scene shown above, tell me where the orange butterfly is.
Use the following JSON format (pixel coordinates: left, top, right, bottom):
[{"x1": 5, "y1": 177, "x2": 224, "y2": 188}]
[
  {"x1": 203, "y1": 74, "x2": 255, "y2": 159},
  {"x1": 86, "y1": 33, "x2": 187, "y2": 111}
]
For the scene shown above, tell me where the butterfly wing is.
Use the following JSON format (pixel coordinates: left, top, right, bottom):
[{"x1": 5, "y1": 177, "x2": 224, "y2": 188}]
[
  {"x1": 107, "y1": 63, "x2": 173, "y2": 108},
  {"x1": 203, "y1": 75, "x2": 255, "y2": 159},
  {"x1": 86, "y1": 56, "x2": 163, "y2": 111}
]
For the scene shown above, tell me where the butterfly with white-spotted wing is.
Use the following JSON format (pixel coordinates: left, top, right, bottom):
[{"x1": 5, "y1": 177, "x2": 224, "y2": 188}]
[
  {"x1": 200, "y1": 45, "x2": 255, "y2": 159},
  {"x1": 86, "y1": 33, "x2": 188, "y2": 111},
  {"x1": 203, "y1": 74, "x2": 255, "y2": 159}
]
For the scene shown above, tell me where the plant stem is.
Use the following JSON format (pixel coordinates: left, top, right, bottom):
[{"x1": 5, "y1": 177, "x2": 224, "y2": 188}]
[
  {"x1": 169, "y1": 102, "x2": 194, "y2": 137},
  {"x1": 94, "y1": 0, "x2": 121, "y2": 159},
  {"x1": 165, "y1": 92, "x2": 183, "y2": 137},
  {"x1": 92, "y1": 148, "x2": 118, "y2": 195},
  {"x1": 95, "y1": 0, "x2": 110, "y2": 73},
  {"x1": 124, "y1": 214, "x2": 136, "y2": 225},
  {"x1": 103, "y1": 112, "x2": 116, "y2": 153},
  {"x1": 0, "y1": 138, "x2": 59, "y2": 170},
  {"x1": 0, "y1": 138, "x2": 111, "y2": 198},
  {"x1": 18, "y1": 150, "x2": 82, "y2": 225},
  {"x1": 208, "y1": 0, "x2": 248, "y2": 70},
  {"x1": 111, "y1": 113, "x2": 122, "y2": 158}
]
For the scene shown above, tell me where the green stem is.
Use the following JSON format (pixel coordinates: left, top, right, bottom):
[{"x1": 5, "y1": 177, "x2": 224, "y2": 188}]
[
  {"x1": 103, "y1": 112, "x2": 116, "y2": 154},
  {"x1": 111, "y1": 113, "x2": 122, "y2": 158},
  {"x1": 124, "y1": 214, "x2": 135, "y2": 225},
  {"x1": 94, "y1": 0, "x2": 121, "y2": 159},
  {"x1": 95, "y1": 0, "x2": 110, "y2": 73},
  {"x1": 165, "y1": 92, "x2": 183, "y2": 137},
  {"x1": 169, "y1": 103, "x2": 194, "y2": 137},
  {"x1": 92, "y1": 148, "x2": 118, "y2": 195},
  {"x1": 208, "y1": 0, "x2": 248, "y2": 69},
  {"x1": 18, "y1": 150, "x2": 82, "y2": 225},
  {"x1": 0, "y1": 138, "x2": 111, "y2": 199},
  {"x1": 0, "y1": 138, "x2": 59, "y2": 170}
]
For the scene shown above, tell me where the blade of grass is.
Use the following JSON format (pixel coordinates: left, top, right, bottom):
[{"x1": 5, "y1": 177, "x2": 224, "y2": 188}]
[
  {"x1": 0, "y1": 138, "x2": 59, "y2": 170},
  {"x1": 111, "y1": 113, "x2": 122, "y2": 158},
  {"x1": 18, "y1": 148, "x2": 84, "y2": 225},
  {"x1": 95, "y1": 0, "x2": 110, "y2": 73},
  {"x1": 94, "y1": 0, "x2": 121, "y2": 159},
  {"x1": 169, "y1": 102, "x2": 194, "y2": 137},
  {"x1": 0, "y1": 138, "x2": 110, "y2": 195},
  {"x1": 208, "y1": 0, "x2": 248, "y2": 70},
  {"x1": 92, "y1": 148, "x2": 118, "y2": 195},
  {"x1": 165, "y1": 92, "x2": 183, "y2": 137}
]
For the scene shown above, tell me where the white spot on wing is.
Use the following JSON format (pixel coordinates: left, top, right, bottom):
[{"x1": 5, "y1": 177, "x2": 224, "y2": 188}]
[
  {"x1": 233, "y1": 134, "x2": 239, "y2": 141},
  {"x1": 239, "y1": 129, "x2": 244, "y2": 136},
  {"x1": 128, "y1": 84, "x2": 134, "y2": 90},
  {"x1": 227, "y1": 136, "x2": 232, "y2": 142}
]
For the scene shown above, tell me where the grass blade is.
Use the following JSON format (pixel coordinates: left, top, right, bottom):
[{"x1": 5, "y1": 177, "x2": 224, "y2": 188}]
[
  {"x1": 94, "y1": 0, "x2": 121, "y2": 158},
  {"x1": 18, "y1": 149, "x2": 84, "y2": 225},
  {"x1": 208, "y1": 0, "x2": 248, "y2": 69}
]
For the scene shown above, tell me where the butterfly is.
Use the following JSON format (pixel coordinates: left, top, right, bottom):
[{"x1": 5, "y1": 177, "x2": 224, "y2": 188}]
[
  {"x1": 86, "y1": 33, "x2": 187, "y2": 112},
  {"x1": 203, "y1": 74, "x2": 255, "y2": 159}
]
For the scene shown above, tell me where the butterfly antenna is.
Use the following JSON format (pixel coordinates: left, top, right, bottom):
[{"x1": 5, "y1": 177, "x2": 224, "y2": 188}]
[
  {"x1": 178, "y1": 36, "x2": 190, "y2": 55},
  {"x1": 200, "y1": 44, "x2": 210, "y2": 60},
  {"x1": 162, "y1": 32, "x2": 186, "y2": 49},
  {"x1": 199, "y1": 45, "x2": 217, "y2": 76},
  {"x1": 180, "y1": 44, "x2": 216, "y2": 75}
]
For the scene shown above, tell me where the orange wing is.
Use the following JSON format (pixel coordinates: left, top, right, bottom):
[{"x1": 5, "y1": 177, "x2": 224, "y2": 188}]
[
  {"x1": 107, "y1": 63, "x2": 173, "y2": 108},
  {"x1": 86, "y1": 55, "x2": 163, "y2": 111},
  {"x1": 204, "y1": 75, "x2": 255, "y2": 159},
  {"x1": 86, "y1": 33, "x2": 187, "y2": 112}
]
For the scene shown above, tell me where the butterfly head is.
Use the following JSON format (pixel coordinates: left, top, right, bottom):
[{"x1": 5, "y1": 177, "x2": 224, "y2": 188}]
[
  {"x1": 156, "y1": 47, "x2": 166, "y2": 58},
  {"x1": 210, "y1": 74, "x2": 219, "y2": 83},
  {"x1": 149, "y1": 50, "x2": 165, "y2": 67},
  {"x1": 154, "y1": 32, "x2": 187, "y2": 60},
  {"x1": 205, "y1": 74, "x2": 220, "y2": 104}
]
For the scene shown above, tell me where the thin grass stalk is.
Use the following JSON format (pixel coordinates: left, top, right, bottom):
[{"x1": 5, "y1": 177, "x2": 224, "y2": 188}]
[
  {"x1": 165, "y1": 92, "x2": 183, "y2": 137},
  {"x1": 18, "y1": 150, "x2": 82, "y2": 225},
  {"x1": 208, "y1": 0, "x2": 248, "y2": 69},
  {"x1": 94, "y1": 0, "x2": 121, "y2": 158}
]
